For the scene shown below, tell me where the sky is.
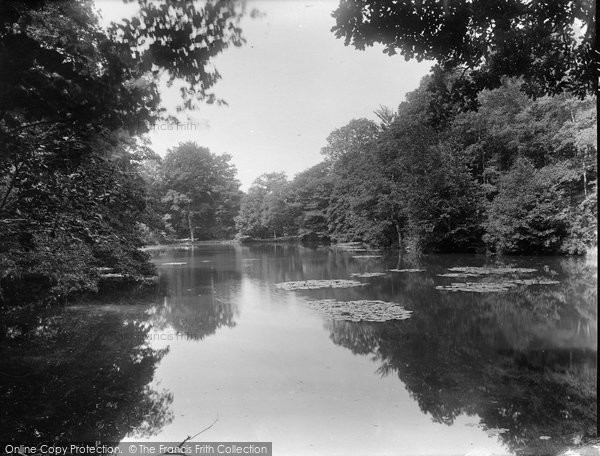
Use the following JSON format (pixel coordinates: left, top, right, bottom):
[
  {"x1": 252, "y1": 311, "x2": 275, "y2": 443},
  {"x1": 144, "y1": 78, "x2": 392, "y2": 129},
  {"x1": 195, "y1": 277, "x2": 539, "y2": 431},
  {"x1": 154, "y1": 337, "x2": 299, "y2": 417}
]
[{"x1": 95, "y1": 0, "x2": 432, "y2": 190}]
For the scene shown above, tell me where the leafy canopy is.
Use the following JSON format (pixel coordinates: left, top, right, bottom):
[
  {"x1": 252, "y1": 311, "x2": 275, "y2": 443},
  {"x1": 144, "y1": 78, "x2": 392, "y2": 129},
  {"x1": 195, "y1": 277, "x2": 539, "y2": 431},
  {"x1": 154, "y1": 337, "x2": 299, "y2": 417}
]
[{"x1": 331, "y1": 0, "x2": 596, "y2": 101}]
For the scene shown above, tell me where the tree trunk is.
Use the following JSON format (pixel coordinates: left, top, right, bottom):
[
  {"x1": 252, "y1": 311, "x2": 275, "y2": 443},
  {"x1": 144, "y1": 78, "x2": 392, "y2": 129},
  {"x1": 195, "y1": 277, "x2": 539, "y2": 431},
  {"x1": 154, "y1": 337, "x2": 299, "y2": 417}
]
[
  {"x1": 395, "y1": 222, "x2": 402, "y2": 247},
  {"x1": 188, "y1": 210, "x2": 195, "y2": 243},
  {"x1": 582, "y1": 148, "x2": 587, "y2": 197}
]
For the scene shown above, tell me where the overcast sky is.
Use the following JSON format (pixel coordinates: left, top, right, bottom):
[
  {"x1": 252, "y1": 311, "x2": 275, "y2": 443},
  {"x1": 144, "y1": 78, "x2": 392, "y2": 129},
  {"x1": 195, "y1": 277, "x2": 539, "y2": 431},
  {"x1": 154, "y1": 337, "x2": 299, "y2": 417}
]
[{"x1": 96, "y1": 0, "x2": 431, "y2": 189}]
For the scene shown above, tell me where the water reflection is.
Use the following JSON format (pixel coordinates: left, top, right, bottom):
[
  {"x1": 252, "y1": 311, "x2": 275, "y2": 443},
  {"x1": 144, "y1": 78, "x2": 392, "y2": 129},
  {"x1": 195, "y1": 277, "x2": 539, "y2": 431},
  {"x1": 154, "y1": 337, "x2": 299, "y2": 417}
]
[
  {"x1": 0, "y1": 289, "x2": 173, "y2": 442},
  {"x1": 1, "y1": 244, "x2": 596, "y2": 454},
  {"x1": 324, "y1": 258, "x2": 597, "y2": 454},
  {"x1": 151, "y1": 250, "x2": 241, "y2": 340},
  {"x1": 147, "y1": 245, "x2": 596, "y2": 454}
]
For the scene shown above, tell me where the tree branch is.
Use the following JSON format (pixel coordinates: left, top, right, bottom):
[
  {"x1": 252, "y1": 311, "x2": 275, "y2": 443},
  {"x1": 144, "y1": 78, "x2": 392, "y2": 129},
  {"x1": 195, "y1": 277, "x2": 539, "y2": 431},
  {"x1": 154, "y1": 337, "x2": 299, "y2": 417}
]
[{"x1": 161, "y1": 413, "x2": 220, "y2": 456}]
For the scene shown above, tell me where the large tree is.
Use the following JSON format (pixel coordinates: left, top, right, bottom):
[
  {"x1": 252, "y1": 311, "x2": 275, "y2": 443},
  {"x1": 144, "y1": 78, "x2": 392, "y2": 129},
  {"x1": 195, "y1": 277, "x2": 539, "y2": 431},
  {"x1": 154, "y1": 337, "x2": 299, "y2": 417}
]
[
  {"x1": 286, "y1": 163, "x2": 335, "y2": 242},
  {"x1": 161, "y1": 142, "x2": 241, "y2": 241},
  {"x1": 331, "y1": 0, "x2": 596, "y2": 102}
]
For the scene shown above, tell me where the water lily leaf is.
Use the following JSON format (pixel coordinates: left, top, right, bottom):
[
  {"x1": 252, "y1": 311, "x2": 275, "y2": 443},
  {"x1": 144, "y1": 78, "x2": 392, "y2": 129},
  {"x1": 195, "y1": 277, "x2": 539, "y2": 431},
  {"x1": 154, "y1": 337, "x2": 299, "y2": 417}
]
[
  {"x1": 305, "y1": 299, "x2": 413, "y2": 322},
  {"x1": 276, "y1": 280, "x2": 366, "y2": 290},
  {"x1": 350, "y1": 272, "x2": 387, "y2": 278},
  {"x1": 389, "y1": 268, "x2": 426, "y2": 273}
]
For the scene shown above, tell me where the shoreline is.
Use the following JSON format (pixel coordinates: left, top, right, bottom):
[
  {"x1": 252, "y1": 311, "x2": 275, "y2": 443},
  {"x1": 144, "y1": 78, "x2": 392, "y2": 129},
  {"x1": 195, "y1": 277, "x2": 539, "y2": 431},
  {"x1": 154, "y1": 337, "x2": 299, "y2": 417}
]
[{"x1": 141, "y1": 240, "x2": 238, "y2": 251}]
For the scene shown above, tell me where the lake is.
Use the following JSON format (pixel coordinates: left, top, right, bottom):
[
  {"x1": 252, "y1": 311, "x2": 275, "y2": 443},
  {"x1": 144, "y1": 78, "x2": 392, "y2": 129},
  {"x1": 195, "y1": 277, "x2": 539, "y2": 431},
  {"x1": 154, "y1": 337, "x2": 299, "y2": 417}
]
[{"x1": 1, "y1": 244, "x2": 597, "y2": 455}]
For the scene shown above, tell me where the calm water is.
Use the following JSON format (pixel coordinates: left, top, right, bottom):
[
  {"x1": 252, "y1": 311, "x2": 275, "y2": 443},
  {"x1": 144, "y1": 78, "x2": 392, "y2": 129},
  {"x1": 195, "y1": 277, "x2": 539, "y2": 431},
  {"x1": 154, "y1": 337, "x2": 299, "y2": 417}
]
[{"x1": 1, "y1": 245, "x2": 597, "y2": 455}]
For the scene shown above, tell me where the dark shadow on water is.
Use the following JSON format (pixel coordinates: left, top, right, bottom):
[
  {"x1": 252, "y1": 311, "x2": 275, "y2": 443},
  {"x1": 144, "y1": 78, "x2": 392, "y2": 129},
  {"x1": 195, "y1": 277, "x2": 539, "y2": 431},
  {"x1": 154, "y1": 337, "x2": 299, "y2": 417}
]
[{"x1": 0, "y1": 301, "x2": 173, "y2": 443}]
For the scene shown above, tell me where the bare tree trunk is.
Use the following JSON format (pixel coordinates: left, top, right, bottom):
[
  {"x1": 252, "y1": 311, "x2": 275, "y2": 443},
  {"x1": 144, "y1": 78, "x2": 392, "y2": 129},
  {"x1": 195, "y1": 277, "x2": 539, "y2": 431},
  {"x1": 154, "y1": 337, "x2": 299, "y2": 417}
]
[
  {"x1": 583, "y1": 148, "x2": 587, "y2": 197},
  {"x1": 188, "y1": 210, "x2": 195, "y2": 243},
  {"x1": 395, "y1": 222, "x2": 402, "y2": 248}
]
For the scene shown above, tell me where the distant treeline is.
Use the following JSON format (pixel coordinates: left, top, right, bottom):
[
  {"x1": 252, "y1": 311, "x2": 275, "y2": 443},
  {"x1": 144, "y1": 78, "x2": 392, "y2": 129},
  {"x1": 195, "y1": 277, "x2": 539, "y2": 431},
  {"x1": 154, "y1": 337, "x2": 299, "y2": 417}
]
[{"x1": 233, "y1": 77, "x2": 596, "y2": 255}]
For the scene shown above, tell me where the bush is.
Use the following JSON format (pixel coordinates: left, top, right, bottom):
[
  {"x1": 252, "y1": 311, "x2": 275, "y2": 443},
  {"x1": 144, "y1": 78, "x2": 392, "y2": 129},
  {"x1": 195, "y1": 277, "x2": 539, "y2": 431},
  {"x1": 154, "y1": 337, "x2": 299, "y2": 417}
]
[{"x1": 0, "y1": 234, "x2": 99, "y2": 306}]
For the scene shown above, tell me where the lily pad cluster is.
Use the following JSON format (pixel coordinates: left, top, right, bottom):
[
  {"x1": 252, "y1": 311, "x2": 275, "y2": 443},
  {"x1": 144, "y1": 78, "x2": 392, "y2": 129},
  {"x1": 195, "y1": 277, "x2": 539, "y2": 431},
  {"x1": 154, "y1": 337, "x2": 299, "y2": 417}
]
[
  {"x1": 435, "y1": 265, "x2": 560, "y2": 293},
  {"x1": 350, "y1": 272, "x2": 387, "y2": 278},
  {"x1": 435, "y1": 278, "x2": 560, "y2": 293},
  {"x1": 389, "y1": 268, "x2": 426, "y2": 273},
  {"x1": 305, "y1": 299, "x2": 413, "y2": 322},
  {"x1": 275, "y1": 277, "x2": 412, "y2": 322},
  {"x1": 275, "y1": 279, "x2": 366, "y2": 291},
  {"x1": 439, "y1": 266, "x2": 538, "y2": 277}
]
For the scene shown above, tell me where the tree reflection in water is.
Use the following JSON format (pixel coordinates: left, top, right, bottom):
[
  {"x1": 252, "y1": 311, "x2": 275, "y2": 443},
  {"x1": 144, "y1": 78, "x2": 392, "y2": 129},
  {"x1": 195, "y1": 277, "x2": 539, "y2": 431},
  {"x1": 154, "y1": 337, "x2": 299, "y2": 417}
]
[
  {"x1": 150, "y1": 255, "x2": 241, "y2": 341},
  {"x1": 326, "y1": 259, "x2": 597, "y2": 454},
  {"x1": 0, "y1": 246, "x2": 246, "y2": 442},
  {"x1": 0, "y1": 289, "x2": 173, "y2": 443}
]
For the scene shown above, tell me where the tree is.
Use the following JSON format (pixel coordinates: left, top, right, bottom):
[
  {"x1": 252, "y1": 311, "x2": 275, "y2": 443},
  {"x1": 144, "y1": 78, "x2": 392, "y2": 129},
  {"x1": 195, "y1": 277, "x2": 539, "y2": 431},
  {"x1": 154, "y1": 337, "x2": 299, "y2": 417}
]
[
  {"x1": 321, "y1": 118, "x2": 380, "y2": 162},
  {"x1": 318, "y1": 119, "x2": 386, "y2": 244},
  {"x1": 448, "y1": 79, "x2": 597, "y2": 254},
  {"x1": 286, "y1": 163, "x2": 336, "y2": 242},
  {"x1": 137, "y1": 152, "x2": 174, "y2": 244},
  {"x1": 0, "y1": 0, "x2": 251, "y2": 305},
  {"x1": 306, "y1": 76, "x2": 595, "y2": 254},
  {"x1": 107, "y1": 0, "x2": 250, "y2": 111},
  {"x1": 235, "y1": 172, "x2": 295, "y2": 239},
  {"x1": 331, "y1": 0, "x2": 596, "y2": 101},
  {"x1": 483, "y1": 158, "x2": 576, "y2": 254},
  {"x1": 161, "y1": 142, "x2": 241, "y2": 241}
]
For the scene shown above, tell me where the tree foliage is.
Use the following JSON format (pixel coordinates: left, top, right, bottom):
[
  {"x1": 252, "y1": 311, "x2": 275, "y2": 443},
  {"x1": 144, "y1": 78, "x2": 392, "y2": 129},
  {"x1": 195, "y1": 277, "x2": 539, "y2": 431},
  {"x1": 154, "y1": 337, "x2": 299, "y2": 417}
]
[
  {"x1": 235, "y1": 172, "x2": 294, "y2": 239},
  {"x1": 161, "y1": 142, "x2": 241, "y2": 241},
  {"x1": 0, "y1": 0, "x2": 249, "y2": 306},
  {"x1": 236, "y1": 76, "x2": 596, "y2": 255},
  {"x1": 483, "y1": 158, "x2": 574, "y2": 254},
  {"x1": 331, "y1": 0, "x2": 596, "y2": 103}
]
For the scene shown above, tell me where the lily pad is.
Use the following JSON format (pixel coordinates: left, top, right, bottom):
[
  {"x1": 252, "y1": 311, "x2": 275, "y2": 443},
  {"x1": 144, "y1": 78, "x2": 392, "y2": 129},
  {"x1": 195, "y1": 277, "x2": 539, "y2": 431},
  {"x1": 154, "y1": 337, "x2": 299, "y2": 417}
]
[
  {"x1": 305, "y1": 299, "x2": 413, "y2": 322},
  {"x1": 436, "y1": 278, "x2": 560, "y2": 293},
  {"x1": 512, "y1": 278, "x2": 560, "y2": 285},
  {"x1": 437, "y1": 272, "x2": 480, "y2": 278},
  {"x1": 389, "y1": 268, "x2": 426, "y2": 273},
  {"x1": 163, "y1": 262, "x2": 187, "y2": 265},
  {"x1": 350, "y1": 272, "x2": 387, "y2": 278},
  {"x1": 276, "y1": 279, "x2": 366, "y2": 291},
  {"x1": 435, "y1": 282, "x2": 517, "y2": 293},
  {"x1": 447, "y1": 266, "x2": 538, "y2": 275}
]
